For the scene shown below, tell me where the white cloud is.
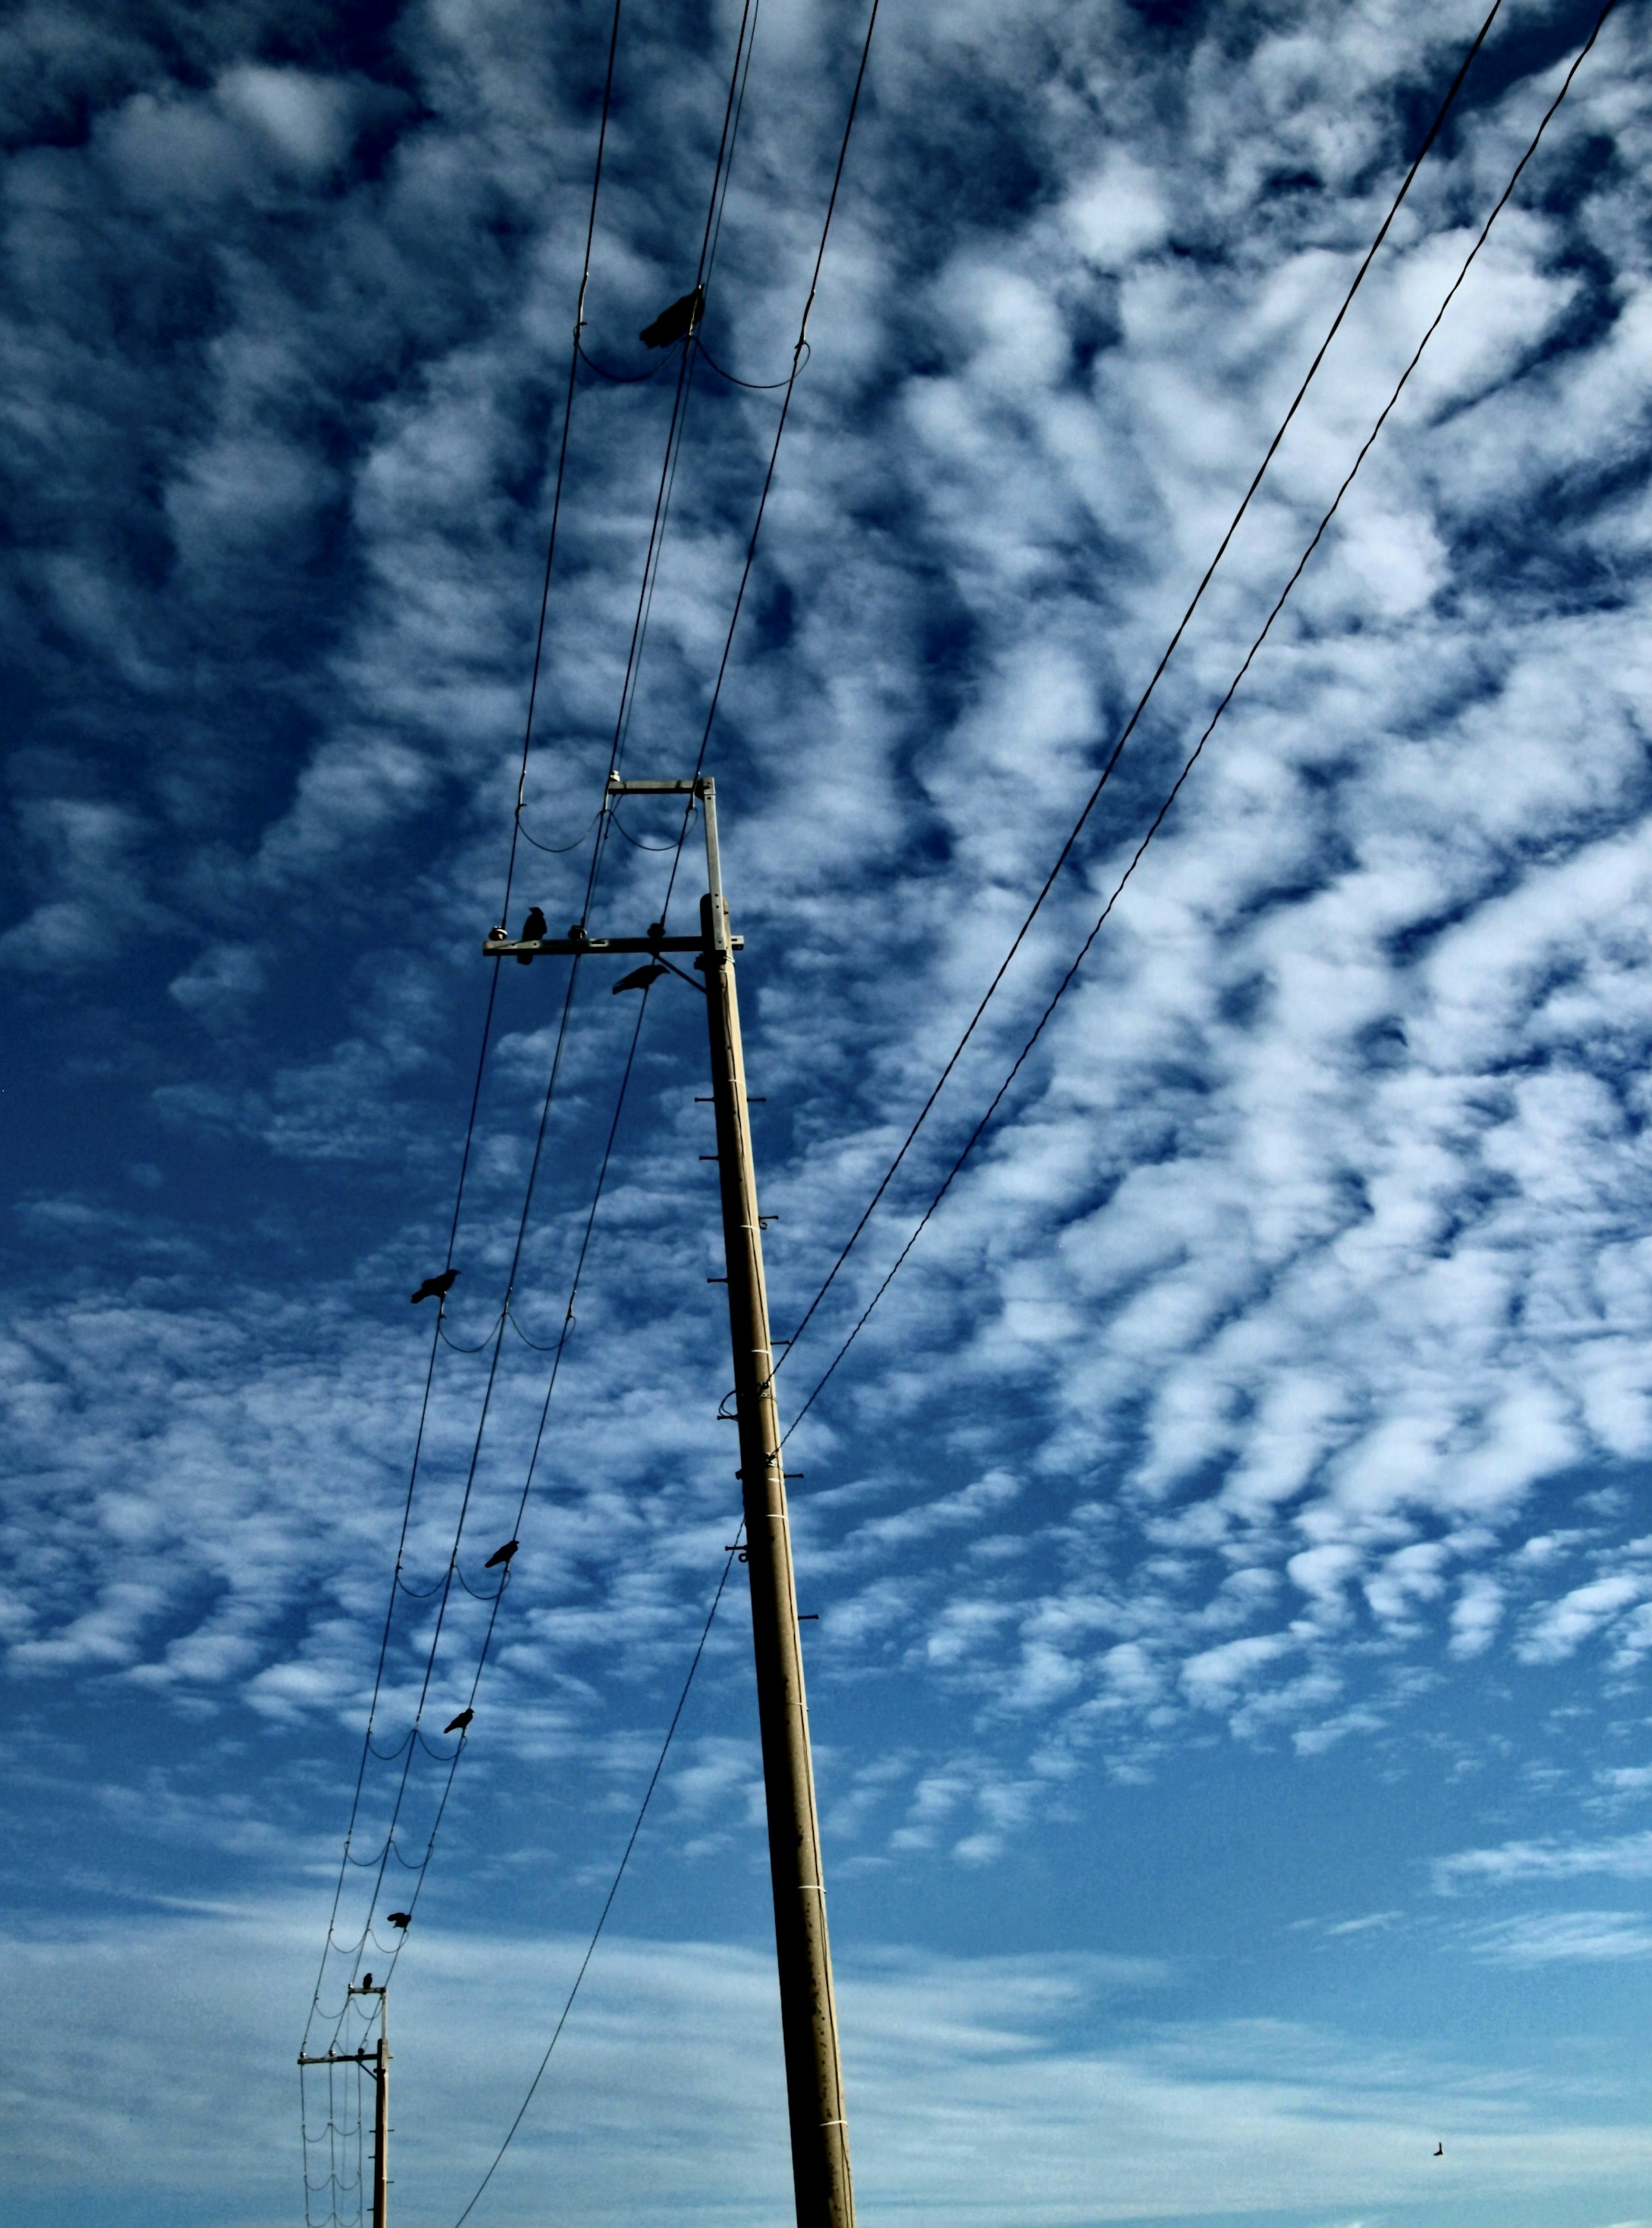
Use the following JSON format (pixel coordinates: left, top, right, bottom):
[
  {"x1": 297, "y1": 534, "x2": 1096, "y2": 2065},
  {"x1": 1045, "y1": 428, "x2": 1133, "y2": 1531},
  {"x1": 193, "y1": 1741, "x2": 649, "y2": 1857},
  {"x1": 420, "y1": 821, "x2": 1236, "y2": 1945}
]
[
  {"x1": 1470, "y1": 1911, "x2": 1652, "y2": 1966},
  {"x1": 6, "y1": 1906, "x2": 1651, "y2": 2225},
  {"x1": 1435, "y1": 1833, "x2": 1652, "y2": 1895}
]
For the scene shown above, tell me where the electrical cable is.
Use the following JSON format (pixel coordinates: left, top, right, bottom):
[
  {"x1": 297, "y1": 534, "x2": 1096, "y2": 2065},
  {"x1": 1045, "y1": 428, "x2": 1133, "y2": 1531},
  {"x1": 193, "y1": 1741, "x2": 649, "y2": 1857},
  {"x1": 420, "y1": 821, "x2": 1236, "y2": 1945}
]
[
  {"x1": 598, "y1": 0, "x2": 761, "y2": 795},
  {"x1": 308, "y1": 1, "x2": 880, "y2": 2202},
  {"x1": 300, "y1": 962, "x2": 501, "y2": 2092},
  {"x1": 657, "y1": 0, "x2": 884, "y2": 928},
  {"x1": 303, "y1": 0, "x2": 633, "y2": 2139},
  {"x1": 309, "y1": 0, "x2": 773, "y2": 2053},
  {"x1": 301, "y1": 0, "x2": 632, "y2": 2126},
  {"x1": 438, "y1": 1311, "x2": 506, "y2": 1354},
  {"x1": 514, "y1": 806, "x2": 604, "y2": 855},
  {"x1": 694, "y1": 336, "x2": 811, "y2": 390},
  {"x1": 447, "y1": 1547, "x2": 740, "y2": 2228},
  {"x1": 501, "y1": 0, "x2": 628, "y2": 930},
  {"x1": 776, "y1": 0, "x2": 1621, "y2": 1446},
  {"x1": 342, "y1": 967, "x2": 660, "y2": 2011},
  {"x1": 575, "y1": 333, "x2": 678, "y2": 382},
  {"x1": 763, "y1": 0, "x2": 1515, "y2": 1375}
]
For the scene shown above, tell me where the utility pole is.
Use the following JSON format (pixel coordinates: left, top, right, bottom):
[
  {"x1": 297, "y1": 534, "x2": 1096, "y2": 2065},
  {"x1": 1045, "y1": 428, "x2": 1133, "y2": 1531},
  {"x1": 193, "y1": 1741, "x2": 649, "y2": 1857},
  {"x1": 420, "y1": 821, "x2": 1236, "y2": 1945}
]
[
  {"x1": 484, "y1": 773, "x2": 855, "y2": 2228},
  {"x1": 300, "y1": 1980, "x2": 389, "y2": 2228}
]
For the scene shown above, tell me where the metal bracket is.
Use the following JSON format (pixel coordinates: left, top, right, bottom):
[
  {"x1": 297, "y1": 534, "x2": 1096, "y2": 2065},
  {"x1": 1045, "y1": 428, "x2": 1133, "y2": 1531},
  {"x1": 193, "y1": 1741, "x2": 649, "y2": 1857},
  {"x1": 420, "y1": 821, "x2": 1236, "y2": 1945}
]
[{"x1": 483, "y1": 931, "x2": 741, "y2": 960}]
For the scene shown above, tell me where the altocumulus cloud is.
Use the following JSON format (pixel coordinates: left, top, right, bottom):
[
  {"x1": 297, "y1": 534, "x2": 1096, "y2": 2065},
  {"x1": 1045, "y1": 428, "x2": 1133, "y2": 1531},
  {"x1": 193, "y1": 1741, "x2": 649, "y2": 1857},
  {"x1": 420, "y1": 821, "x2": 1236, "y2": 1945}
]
[{"x1": 6, "y1": 0, "x2": 1652, "y2": 2221}]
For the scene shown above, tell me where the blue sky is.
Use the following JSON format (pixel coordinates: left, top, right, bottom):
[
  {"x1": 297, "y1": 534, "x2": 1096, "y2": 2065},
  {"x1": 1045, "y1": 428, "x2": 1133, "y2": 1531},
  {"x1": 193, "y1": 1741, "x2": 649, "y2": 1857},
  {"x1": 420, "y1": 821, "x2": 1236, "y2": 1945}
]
[{"x1": 5, "y1": 0, "x2": 1652, "y2": 2224}]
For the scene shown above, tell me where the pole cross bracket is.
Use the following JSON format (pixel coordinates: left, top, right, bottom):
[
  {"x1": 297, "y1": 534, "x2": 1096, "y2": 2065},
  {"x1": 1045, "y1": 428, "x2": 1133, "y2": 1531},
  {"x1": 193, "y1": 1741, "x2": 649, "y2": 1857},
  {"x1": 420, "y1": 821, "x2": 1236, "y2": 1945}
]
[{"x1": 484, "y1": 932, "x2": 737, "y2": 959}]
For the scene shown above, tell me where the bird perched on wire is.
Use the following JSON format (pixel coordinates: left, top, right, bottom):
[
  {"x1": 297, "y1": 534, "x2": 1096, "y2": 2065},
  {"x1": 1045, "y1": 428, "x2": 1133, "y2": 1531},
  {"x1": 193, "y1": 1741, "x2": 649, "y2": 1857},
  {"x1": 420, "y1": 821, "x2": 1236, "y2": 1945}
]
[
  {"x1": 518, "y1": 905, "x2": 547, "y2": 964},
  {"x1": 484, "y1": 1539, "x2": 519, "y2": 1569},
  {"x1": 444, "y1": 1708, "x2": 474, "y2": 1735},
  {"x1": 386, "y1": 1912, "x2": 411, "y2": 1931},
  {"x1": 411, "y1": 1268, "x2": 459, "y2": 1307},
  {"x1": 640, "y1": 286, "x2": 703, "y2": 349}
]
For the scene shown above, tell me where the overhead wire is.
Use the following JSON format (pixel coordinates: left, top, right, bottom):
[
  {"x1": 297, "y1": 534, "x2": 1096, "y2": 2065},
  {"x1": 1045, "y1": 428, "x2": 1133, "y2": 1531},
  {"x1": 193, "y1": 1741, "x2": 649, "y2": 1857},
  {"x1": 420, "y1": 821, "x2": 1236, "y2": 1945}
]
[
  {"x1": 304, "y1": 0, "x2": 628, "y2": 2048},
  {"x1": 604, "y1": 0, "x2": 761, "y2": 783},
  {"x1": 302, "y1": 5, "x2": 633, "y2": 2206},
  {"x1": 308, "y1": 0, "x2": 777, "y2": 2052},
  {"x1": 775, "y1": 0, "x2": 1621, "y2": 1445},
  {"x1": 447, "y1": 1545, "x2": 740, "y2": 2228},
  {"x1": 397, "y1": 0, "x2": 886, "y2": 2202},
  {"x1": 694, "y1": 336, "x2": 811, "y2": 390},
  {"x1": 658, "y1": 0, "x2": 885, "y2": 926},
  {"x1": 761, "y1": 0, "x2": 1513, "y2": 1376},
  {"x1": 309, "y1": 0, "x2": 885, "y2": 2197}
]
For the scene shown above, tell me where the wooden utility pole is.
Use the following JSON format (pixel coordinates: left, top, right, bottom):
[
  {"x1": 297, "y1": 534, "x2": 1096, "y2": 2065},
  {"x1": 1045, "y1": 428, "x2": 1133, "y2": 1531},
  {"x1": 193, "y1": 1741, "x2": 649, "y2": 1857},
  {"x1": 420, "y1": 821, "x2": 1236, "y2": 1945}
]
[
  {"x1": 299, "y1": 1980, "x2": 389, "y2": 2228},
  {"x1": 372, "y1": 2022, "x2": 389, "y2": 2228},
  {"x1": 701, "y1": 874, "x2": 855, "y2": 2228},
  {"x1": 484, "y1": 774, "x2": 856, "y2": 2228}
]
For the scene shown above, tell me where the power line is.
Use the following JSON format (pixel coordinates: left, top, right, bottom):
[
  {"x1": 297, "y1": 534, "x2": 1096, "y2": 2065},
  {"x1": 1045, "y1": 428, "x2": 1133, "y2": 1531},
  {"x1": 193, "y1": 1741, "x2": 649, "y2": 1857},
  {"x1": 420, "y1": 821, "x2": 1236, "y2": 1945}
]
[
  {"x1": 658, "y1": 0, "x2": 884, "y2": 925},
  {"x1": 448, "y1": 1546, "x2": 740, "y2": 2228},
  {"x1": 767, "y1": 0, "x2": 1511, "y2": 1374},
  {"x1": 306, "y1": 0, "x2": 784, "y2": 2080},
  {"x1": 302, "y1": 7, "x2": 637, "y2": 2202},
  {"x1": 777, "y1": 0, "x2": 1621, "y2": 1445},
  {"x1": 500, "y1": 0, "x2": 628, "y2": 930},
  {"x1": 302, "y1": 0, "x2": 631, "y2": 2106},
  {"x1": 345, "y1": 1, "x2": 886, "y2": 2200}
]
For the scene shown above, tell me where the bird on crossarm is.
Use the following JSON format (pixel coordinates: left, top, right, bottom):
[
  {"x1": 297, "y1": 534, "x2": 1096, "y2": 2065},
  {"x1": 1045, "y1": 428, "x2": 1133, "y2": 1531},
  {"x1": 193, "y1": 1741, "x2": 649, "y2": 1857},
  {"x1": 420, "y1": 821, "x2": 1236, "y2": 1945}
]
[{"x1": 518, "y1": 905, "x2": 547, "y2": 964}]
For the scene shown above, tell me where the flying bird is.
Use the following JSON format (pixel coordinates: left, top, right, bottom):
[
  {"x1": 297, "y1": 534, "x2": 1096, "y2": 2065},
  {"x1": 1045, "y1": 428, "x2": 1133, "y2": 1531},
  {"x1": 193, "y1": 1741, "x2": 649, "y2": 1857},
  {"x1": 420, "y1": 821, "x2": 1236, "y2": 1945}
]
[
  {"x1": 640, "y1": 286, "x2": 703, "y2": 349},
  {"x1": 444, "y1": 1708, "x2": 474, "y2": 1735},
  {"x1": 1433, "y1": 2143, "x2": 1444, "y2": 2158},
  {"x1": 613, "y1": 963, "x2": 667, "y2": 995},
  {"x1": 386, "y1": 1912, "x2": 411, "y2": 1930},
  {"x1": 484, "y1": 1539, "x2": 519, "y2": 1569},
  {"x1": 411, "y1": 1269, "x2": 459, "y2": 1307},
  {"x1": 518, "y1": 905, "x2": 547, "y2": 964}
]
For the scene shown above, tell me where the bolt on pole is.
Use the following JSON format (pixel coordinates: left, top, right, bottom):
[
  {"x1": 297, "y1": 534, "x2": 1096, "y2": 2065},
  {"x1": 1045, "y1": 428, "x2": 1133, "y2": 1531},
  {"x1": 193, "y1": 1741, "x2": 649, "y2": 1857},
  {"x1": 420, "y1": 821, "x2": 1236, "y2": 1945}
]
[{"x1": 701, "y1": 874, "x2": 856, "y2": 2228}]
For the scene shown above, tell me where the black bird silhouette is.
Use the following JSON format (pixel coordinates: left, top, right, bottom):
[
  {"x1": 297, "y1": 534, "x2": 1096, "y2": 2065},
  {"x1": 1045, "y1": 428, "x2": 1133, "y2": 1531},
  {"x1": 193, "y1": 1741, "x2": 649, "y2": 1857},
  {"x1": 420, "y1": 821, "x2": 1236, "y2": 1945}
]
[
  {"x1": 360, "y1": 1973, "x2": 373, "y2": 1990},
  {"x1": 387, "y1": 1912, "x2": 411, "y2": 1930},
  {"x1": 518, "y1": 905, "x2": 547, "y2": 964},
  {"x1": 1433, "y1": 2143, "x2": 1444, "y2": 2159},
  {"x1": 444, "y1": 1707, "x2": 474, "y2": 1735},
  {"x1": 484, "y1": 1539, "x2": 520, "y2": 1569},
  {"x1": 640, "y1": 287, "x2": 703, "y2": 349},
  {"x1": 411, "y1": 1269, "x2": 459, "y2": 1307},
  {"x1": 613, "y1": 963, "x2": 667, "y2": 995}
]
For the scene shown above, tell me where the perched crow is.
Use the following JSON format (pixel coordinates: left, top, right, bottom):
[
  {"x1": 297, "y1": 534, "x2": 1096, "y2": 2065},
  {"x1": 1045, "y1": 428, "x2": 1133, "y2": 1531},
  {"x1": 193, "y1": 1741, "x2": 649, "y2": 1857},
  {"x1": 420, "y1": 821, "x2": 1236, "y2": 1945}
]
[
  {"x1": 640, "y1": 287, "x2": 703, "y2": 349},
  {"x1": 518, "y1": 905, "x2": 548, "y2": 964},
  {"x1": 444, "y1": 1707, "x2": 475, "y2": 1735},
  {"x1": 360, "y1": 1973, "x2": 373, "y2": 1990},
  {"x1": 387, "y1": 1912, "x2": 411, "y2": 1930},
  {"x1": 613, "y1": 964, "x2": 668, "y2": 995},
  {"x1": 484, "y1": 1539, "x2": 520, "y2": 1569},
  {"x1": 411, "y1": 1269, "x2": 459, "y2": 1307}
]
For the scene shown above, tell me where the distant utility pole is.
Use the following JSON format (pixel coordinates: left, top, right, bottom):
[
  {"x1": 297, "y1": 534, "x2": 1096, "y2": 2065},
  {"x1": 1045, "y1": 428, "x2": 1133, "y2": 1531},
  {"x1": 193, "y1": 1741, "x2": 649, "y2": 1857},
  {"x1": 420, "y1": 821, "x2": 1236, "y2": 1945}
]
[
  {"x1": 485, "y1": 773, "x2": 855, "y2": 2228},
  {"x1": 300, "y1": 1980, "x2": 390, "y2": 2228}
]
